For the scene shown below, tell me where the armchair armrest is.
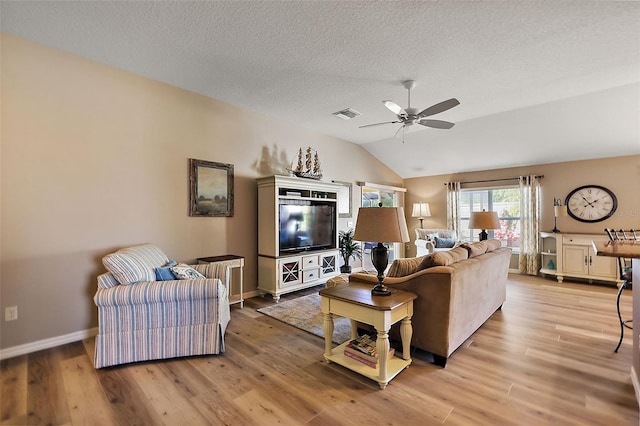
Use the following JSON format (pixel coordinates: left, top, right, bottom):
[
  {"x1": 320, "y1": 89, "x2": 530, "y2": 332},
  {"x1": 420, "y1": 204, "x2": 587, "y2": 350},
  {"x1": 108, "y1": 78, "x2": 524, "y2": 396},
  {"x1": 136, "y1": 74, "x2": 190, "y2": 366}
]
[
  {"x1": 193, "y1": 262, "x2": 231, "y2": 287},
  {"x1": 415, "y1": 239, "x2": 435, "y2": 255},
  {"x1": 414, "y1": 239, "x2": 435, "y2": 250},
  {"x1": 94, "y1": 278, "x2": 223, "y2": 307}
]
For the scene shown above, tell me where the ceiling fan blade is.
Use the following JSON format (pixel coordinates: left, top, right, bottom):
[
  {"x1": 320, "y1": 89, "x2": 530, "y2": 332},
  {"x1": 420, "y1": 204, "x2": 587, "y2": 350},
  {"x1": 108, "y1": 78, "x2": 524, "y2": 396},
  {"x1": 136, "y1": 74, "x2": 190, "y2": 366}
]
[
  {"x1": 383, "y1": 100, "x2": 405, "y2": 116},
  {"x1": 418, "y1": 98, "x2": 460, "y2": 118},
  {"x1": 418, "y1": 119, "x2": 455, "y2": 129},
  {"x1": 359, "y1": 120, "x2": 400, "y2": 128}
]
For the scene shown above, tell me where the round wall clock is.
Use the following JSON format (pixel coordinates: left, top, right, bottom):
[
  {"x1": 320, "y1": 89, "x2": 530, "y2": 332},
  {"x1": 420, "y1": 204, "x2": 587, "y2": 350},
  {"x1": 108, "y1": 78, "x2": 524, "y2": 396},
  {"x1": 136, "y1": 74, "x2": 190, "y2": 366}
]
[{"x1": 565, "y1": 185, "x2": 617, "y2": 223}]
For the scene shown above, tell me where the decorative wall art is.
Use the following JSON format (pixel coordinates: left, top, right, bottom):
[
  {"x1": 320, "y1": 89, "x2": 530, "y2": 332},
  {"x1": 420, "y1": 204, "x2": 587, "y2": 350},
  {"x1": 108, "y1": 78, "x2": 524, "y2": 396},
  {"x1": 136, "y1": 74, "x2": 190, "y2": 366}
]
[{"x1": 189, "y1": 158, "x2": 234, "y2": 217}]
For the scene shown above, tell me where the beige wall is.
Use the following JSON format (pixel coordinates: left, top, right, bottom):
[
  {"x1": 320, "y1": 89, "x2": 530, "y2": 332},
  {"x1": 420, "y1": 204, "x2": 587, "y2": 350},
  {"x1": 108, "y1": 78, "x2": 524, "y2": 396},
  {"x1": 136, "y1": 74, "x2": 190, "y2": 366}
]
[
  {"x1": 0, "y1": 34, "x2": 403, "y2": 350},
  {"x1": 404, "y1": 155, "x2": 640, "y2": 256},
  {"x1": 3, "y1": 33, "x2": 638, "y2": 353}
]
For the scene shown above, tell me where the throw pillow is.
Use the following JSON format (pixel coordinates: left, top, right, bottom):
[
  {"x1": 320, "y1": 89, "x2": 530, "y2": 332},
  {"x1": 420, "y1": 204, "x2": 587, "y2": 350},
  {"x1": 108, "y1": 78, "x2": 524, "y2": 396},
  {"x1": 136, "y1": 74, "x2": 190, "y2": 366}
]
[
  {"x1": 171, "y1": 263, "x2": 206, "y2": 279},
  {"x1": 485, "y1": 239, "x2": 502, "y2": 252},
  {"x1": 155, "y1": 260, "x2": 178, "y2": 281},
  {"x1": 434, "y1": 237, "x2": 456, "y2": 248},
  {"x1": 461, "y1": 241, "x2": 489, "y2": 257},
  {"x1": 418, "y1": 247, "x2": 469, "y2": 269},
  {"x1": 102, "y1": 244, "x2": 170, "y2": 285},
  {"x1": 387, "y1": 256, "x2": 425, "y2": 277}
]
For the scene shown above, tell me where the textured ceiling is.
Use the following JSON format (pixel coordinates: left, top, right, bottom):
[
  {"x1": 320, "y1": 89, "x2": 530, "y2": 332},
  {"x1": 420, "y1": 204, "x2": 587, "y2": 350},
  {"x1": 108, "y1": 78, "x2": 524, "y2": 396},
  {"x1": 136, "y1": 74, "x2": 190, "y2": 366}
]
[{"x1": 2, "y1": 1, "x2": 639, "y2": 178}]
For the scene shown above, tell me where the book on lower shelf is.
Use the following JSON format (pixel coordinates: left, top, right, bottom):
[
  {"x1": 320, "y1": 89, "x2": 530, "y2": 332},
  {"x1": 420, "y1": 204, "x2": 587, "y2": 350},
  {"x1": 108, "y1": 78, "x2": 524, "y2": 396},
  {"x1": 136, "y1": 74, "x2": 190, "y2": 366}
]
[
  {"x1": 343, "y1": 334, "x2": 395, "y2": 367},
  {"x1": 343, "y1": 349, "x2": 378, "y2": 368}
]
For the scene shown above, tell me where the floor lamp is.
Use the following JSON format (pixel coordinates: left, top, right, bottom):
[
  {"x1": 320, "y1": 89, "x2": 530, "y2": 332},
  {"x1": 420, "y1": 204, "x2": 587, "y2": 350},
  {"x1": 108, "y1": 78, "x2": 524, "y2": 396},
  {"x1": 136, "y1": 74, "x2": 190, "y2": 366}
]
[
  {"x1": 354, "y1": 204, "x2": 410, "y2": 296},
  {"x1": 469, "y1": 210, "x2": 501, "y2": 241},
  {"x1": 411, "y1": 202, "x2": 431, "y2": 228}
]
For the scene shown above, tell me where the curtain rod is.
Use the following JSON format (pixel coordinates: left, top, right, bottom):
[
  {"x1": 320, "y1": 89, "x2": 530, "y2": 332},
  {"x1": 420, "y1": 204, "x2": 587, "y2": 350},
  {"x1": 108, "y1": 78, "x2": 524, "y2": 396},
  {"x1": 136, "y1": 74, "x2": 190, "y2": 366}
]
[{"x1": 443, "y1": 175, "x2": 544, "y2": 185}]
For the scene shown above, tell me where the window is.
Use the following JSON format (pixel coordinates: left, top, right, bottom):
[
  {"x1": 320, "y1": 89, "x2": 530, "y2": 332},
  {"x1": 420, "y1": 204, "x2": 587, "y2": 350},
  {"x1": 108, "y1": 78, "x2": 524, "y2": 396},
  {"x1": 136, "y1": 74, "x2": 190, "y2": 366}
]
[
  {"x1": 358, "y1": 183, "x2": 406, "y2": 270},
  {"x1": 459, "y1": 186, "x2": 521, "y2": 249}
]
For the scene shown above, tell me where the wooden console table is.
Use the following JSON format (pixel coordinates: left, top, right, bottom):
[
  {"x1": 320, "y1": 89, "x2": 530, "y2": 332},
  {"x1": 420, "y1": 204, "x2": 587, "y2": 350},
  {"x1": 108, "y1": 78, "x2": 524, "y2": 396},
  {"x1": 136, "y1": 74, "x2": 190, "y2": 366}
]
[
  {"x1": 319, "y1": 283, "x2": 416, "y2": 389},
  {"x1": 197, "y1": 255, "x2": 245, "y2": 308}
]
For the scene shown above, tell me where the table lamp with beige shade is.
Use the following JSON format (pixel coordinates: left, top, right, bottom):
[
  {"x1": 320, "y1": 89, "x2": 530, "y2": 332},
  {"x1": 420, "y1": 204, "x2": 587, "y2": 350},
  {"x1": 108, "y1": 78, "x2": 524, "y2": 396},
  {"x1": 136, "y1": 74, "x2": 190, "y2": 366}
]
[
  {"x1": 469, "y1": 210, "x2": 501, "y2": 241},
  {"x1": 354, "y1": 204, "x2": 410, "y2": 296}
]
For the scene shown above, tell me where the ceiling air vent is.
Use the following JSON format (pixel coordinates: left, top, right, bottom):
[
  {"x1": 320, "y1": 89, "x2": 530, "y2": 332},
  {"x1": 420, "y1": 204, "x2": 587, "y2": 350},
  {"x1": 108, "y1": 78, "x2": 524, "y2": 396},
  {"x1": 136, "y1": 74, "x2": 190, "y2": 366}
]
[{"x1": 332, "y1": 108, "x2": 361, "y2": 120}]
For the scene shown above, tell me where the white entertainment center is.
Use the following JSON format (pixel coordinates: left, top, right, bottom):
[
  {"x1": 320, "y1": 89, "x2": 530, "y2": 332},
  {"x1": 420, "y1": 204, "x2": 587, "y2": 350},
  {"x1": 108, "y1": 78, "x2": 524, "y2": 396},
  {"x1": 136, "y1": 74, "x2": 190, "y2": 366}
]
[{"x1": 257, "y1": 175, "x2": 341, "y2": 301}]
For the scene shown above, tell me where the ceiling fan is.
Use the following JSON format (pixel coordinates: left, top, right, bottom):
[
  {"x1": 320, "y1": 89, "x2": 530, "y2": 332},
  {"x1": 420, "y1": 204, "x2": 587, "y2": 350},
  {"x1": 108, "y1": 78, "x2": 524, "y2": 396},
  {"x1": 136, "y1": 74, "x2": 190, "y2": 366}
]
[{"x1": 360, "y1": 80, "x2": 460, "y2": 137}]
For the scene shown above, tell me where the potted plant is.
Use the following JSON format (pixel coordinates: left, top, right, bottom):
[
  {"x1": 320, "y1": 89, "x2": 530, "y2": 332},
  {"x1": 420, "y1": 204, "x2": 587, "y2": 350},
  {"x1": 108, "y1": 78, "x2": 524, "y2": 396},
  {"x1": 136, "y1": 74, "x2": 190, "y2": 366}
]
[{"x1": 338, "y1": 229, "x2": 362, "y2": 274}]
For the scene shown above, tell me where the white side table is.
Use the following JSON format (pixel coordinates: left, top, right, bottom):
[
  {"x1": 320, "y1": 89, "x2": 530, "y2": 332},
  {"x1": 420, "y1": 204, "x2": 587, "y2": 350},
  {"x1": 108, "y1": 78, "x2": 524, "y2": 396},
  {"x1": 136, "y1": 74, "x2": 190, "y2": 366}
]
[
  {"x1": 319, "y1": 283, "x2": 416, "y2": 389},
  {"x1": 197, "y1": 255, "x2": 245, "y2": 308}
]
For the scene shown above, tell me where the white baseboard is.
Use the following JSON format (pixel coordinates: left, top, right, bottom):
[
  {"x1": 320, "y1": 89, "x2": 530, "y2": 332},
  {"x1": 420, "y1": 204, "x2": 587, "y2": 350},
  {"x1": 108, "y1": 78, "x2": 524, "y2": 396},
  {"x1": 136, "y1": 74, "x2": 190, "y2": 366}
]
[{"x1": 0, "y1": 327, "x2": 98, "y2": 361}]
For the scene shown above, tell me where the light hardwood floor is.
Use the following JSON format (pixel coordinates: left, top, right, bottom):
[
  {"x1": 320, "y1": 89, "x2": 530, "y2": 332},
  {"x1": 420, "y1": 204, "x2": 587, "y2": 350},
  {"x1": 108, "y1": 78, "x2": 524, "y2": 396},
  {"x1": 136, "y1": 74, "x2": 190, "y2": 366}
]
[{"x1": 1, "y1": 274, "x2": 638, "y2": 425}]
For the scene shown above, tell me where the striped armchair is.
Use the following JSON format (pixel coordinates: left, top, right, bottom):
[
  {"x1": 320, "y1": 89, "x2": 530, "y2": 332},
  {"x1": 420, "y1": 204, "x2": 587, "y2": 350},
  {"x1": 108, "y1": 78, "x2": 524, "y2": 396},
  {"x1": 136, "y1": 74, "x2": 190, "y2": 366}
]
[{"x1": 93, "y1": 244, "x2": 231, "y2": 368}]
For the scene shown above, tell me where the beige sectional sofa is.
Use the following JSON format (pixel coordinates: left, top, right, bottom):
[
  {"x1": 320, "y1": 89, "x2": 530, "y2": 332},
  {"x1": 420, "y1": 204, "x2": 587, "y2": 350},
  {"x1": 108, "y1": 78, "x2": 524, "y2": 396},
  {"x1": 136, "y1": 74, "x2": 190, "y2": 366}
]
[{"x1": 349, "y1": 240, "x2": 511, "y2": 367}]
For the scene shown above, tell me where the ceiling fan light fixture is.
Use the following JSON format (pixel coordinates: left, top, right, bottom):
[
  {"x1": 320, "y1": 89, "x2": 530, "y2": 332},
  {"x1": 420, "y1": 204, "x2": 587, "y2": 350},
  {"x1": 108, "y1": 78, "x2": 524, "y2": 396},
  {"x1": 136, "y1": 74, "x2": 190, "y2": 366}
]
[{"x1": 382, "y1": 100, "x2": 404, "y2": 116}]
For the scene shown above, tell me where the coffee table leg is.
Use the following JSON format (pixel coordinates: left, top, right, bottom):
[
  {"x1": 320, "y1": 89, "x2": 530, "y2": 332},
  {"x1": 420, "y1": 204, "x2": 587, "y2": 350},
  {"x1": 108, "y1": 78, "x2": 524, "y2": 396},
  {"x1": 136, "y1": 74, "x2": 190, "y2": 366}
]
[
  {"x1": 323, "y1": 313, "x2": 334, "y2": 359},
  {"x1": 400, "y1": 317, "x2": 413, "y2": 361},
  {"x1": 376, "y1": 329, "x2": 390, "y2": 389}
]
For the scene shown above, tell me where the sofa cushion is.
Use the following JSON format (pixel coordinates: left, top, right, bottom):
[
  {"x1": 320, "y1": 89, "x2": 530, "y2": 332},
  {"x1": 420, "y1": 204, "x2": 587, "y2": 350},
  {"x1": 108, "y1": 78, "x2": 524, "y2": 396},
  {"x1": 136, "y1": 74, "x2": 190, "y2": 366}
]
[
  {"x1": 460, "y1": 240, "x2": 504, "y2": 257},
  {"x1": 485, "y1": 239, "x2": 502, "y2": 252},
  {"x1": 387, "y1": 256, "x2": 426, "y2": 277},
  {"x1": 461, "y1": 241, "x2": 488, "y2": 257},
  {"x1": 434, "y1": 236, "x2": 456, "y2": 248},
  {"x1": 171, "y1": 263, "x2": 206, "y2": 279},
  {"x1": 102, "y1": 244, "x2": 170, "y2": 285},
  {"x1": 418, "y1": 246, "x2": 469, "y2": 269},
  {"x1": 97, "y1": 273, "x2": 121, "y2": 289}
]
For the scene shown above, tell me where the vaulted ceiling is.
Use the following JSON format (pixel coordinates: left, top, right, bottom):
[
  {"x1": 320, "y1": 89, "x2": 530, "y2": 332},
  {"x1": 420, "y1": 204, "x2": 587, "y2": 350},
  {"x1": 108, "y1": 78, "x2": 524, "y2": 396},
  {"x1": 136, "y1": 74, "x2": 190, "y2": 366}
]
[{"x1": 2, "y1": 1, "x2": 639, "y2": 178}]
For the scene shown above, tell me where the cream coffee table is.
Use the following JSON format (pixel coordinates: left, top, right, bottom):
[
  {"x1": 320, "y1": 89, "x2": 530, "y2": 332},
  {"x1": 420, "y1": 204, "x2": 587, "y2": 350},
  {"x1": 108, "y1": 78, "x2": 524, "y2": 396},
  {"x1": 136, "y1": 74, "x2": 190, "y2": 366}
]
[{"x1": 319, "y1": 283, "x2": 417, "y2": 389}]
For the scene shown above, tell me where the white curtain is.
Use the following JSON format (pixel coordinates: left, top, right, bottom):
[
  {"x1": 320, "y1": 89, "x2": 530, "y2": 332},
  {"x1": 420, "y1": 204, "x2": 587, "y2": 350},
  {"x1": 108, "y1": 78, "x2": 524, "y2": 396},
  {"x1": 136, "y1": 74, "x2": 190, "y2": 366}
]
[
  {"x1": 519, "y1": 175, "x2": 541, "y2": 275},
  {"x1": 446, "y1": 181, "x2": 461, "y2": 234}
]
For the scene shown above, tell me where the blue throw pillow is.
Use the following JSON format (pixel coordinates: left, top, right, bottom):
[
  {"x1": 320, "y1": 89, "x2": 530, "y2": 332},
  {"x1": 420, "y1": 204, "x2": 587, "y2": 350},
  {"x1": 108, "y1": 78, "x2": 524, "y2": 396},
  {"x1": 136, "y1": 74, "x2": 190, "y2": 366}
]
[
  {"x1": 434, "y1": 237, "x2": 456, "y2": 248},
  {"x1": 155, "y1": 260, "x2": 178, "y2": 281}
]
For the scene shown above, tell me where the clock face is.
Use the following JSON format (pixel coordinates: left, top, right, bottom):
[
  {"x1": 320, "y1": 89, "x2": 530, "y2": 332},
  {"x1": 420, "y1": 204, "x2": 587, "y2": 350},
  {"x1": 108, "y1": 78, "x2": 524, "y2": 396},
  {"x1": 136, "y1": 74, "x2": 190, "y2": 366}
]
[{"x1": 565, "y1": 185, "x2": 617, "y2": 223}]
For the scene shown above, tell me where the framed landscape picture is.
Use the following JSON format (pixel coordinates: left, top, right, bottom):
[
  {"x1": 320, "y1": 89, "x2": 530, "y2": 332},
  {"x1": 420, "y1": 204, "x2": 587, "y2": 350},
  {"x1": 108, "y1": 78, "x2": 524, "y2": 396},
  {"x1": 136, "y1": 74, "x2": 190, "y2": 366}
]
[{"x1": 189, "y1": 158, "x2": 234, "y2": 217}]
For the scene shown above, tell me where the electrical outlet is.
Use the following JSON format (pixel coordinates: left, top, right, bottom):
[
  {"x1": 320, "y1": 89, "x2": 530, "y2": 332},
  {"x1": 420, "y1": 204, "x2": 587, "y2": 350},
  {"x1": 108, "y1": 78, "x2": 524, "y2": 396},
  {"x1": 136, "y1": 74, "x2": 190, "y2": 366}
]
[{"x1": 5, "y1": 306, "x2": 18, "y2": 322}]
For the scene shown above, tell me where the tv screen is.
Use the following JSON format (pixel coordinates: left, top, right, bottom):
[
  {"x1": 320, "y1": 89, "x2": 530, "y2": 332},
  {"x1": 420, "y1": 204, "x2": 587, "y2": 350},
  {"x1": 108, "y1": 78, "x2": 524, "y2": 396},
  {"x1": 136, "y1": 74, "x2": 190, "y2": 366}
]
[{"x1": 279, "y1": 200, "x2": 336, "y2": 254}]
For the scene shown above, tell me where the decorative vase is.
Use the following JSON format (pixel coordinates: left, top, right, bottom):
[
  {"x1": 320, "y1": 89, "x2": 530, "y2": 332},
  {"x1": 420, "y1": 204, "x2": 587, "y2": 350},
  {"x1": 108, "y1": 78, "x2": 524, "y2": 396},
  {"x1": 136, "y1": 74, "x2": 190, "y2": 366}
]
[{"x1": 340, "y1": 265, "x2": 352, "y2": 274}]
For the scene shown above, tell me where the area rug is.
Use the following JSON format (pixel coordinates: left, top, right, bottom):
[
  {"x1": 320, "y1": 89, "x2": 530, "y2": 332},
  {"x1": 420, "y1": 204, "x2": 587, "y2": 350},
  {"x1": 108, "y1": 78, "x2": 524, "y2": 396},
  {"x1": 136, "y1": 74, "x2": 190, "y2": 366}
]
[{"x1": 257, "y1": 293, "x2": 352, "y2": 344}]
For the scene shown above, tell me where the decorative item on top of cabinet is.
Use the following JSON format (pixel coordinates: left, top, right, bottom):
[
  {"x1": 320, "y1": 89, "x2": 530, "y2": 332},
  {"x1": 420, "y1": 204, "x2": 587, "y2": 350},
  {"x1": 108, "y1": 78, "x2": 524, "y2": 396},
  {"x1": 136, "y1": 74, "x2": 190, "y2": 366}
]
[{"x1": 287, "y1": 147, "x2": 323, "y2": 180}]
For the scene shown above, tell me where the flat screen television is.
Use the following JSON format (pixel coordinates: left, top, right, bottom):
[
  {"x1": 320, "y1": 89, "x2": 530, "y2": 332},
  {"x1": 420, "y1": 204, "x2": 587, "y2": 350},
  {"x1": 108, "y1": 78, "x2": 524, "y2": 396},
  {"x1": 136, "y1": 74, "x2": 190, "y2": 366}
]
[{"x1": 279, "y1": 199, "x2": 336, "y2": 254}]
